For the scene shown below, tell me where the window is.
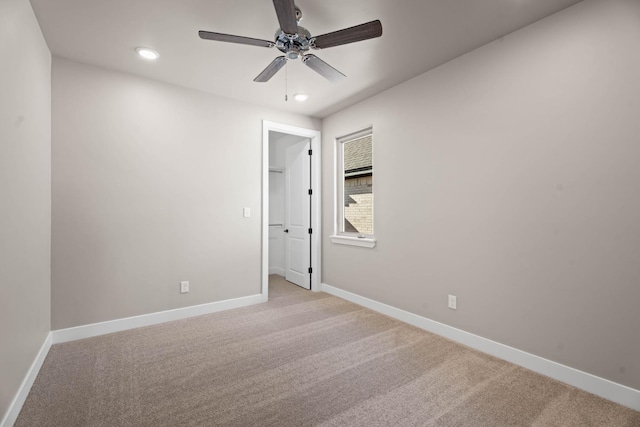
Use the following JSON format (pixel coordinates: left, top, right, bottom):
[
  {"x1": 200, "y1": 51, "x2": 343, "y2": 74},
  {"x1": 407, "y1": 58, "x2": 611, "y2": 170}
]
[{"x1": 331, "y1": 128, "x2": 376, "y2": 248}]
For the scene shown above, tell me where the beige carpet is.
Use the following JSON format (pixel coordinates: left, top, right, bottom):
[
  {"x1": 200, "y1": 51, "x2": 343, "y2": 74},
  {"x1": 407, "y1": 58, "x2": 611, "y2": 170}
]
[{"x1": 16, "y1": 275, "x2": 640, "y2": 426}]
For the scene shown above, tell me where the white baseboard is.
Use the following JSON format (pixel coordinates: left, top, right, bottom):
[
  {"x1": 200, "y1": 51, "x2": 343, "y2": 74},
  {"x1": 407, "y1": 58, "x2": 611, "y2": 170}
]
[
  {"x1": 269, "y1": 267, "x2": 285, "y2": 277},
  {"x1": 52, "y1": 294, "x2": 263, "y2": 344},
  {"x1": 1, "y1": 332, "x2": 52, "y2": 427},
  {"x1": 321, "y1": 283, "x2": 640, "y2": 412}
]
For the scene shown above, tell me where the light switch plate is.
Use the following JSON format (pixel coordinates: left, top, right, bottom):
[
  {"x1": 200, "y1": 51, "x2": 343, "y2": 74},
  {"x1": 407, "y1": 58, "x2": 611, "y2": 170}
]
[{"x1": 243, "y1": 207, "x2": 250, "y2": 218}]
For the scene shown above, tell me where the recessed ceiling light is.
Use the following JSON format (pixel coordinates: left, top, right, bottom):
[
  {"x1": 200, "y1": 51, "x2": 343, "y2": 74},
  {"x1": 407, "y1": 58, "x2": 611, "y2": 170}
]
[
  {"x1": 136, "y1": 47, "x2": 159, "y2": 60},
  {"x1": 293, "y1": 93, "x2": 308, "y2": 102}
]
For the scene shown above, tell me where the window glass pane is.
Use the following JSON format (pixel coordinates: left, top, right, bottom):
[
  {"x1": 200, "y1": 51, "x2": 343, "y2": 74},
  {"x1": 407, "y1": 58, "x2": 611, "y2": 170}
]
[{"x1": 342, "y1": 134, "x2": 373, "y2": 234}]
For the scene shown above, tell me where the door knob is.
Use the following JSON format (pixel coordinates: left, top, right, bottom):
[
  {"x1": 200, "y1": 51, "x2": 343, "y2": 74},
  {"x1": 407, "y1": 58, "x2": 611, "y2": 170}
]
[{"x1": 284, "y1": 229, "x2": 289, "y2": 233}]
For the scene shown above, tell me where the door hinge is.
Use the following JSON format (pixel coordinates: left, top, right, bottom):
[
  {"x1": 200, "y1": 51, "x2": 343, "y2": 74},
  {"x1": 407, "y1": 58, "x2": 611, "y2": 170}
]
[
  {"x1": 308, "y1": 228, "x2": 313, "y2": 234},
  {"x1": 308, "y1": 149, "x2": 312, "y2": 156},
  {"x1": 308, "y1": 189, "x2": 312, "y2": 195},
  {"x1": 308, "y1": 267, "x2": 313, "y2": 274}
]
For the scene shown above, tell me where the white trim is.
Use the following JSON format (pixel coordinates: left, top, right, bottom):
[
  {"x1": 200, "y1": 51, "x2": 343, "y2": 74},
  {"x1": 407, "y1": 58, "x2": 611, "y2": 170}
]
[
  {"x1": 1, "y1": 333, "x2": 52, "y2": 427},
  {"x1": 330, "y1": 235, "x2": 377, "y2": 248},
  {"x1": 262, "y1": 121, "x2": 322, "y2": 301},
  {"x1": 334, "y1": 125, "x2": 375, "y2": 245},
  {"x1": 321, "y1": 283, "x2": 640, "y2": 412},
  {"x1": 52, "y1": 294, "x2": 262, "y2": 344}
]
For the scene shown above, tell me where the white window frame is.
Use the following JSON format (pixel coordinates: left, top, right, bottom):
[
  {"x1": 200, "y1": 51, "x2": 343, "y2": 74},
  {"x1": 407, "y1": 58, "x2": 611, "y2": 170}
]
[{"x1": 331, "y1": 127, "x2": 376, "y2": 249}]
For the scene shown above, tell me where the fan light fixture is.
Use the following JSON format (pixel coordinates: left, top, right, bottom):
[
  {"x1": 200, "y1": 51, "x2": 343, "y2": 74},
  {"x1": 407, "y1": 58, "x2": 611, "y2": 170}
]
[
  {"x1": 293, "y1": 93, "x2": 308, "y2": 102},
  {"x1": 136, "y1": 47, "x2": 160, "y2": 60}
]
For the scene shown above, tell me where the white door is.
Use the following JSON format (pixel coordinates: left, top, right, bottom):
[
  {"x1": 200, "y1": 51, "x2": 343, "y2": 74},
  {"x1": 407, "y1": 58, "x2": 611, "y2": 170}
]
[{"x1": 285, "y1": 139, "x2": 311, "y2": 289}]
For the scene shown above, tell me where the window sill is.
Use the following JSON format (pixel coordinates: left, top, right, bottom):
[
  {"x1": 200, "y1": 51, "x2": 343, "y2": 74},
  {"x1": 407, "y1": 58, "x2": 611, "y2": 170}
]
[{"x1": 330, "y1": 235, "x2": 377, "y2": 248}]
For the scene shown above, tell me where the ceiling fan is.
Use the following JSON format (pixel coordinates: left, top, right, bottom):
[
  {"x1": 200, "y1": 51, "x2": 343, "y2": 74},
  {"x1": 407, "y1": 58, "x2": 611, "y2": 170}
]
[{"x1": 198, "y1": 0, "x2": 382, "y2": 83}]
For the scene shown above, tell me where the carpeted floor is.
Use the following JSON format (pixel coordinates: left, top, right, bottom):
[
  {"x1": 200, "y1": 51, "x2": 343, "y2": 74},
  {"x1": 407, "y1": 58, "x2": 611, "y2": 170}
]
[{"x1": 16, "y1": 275, "x2": 640, "y2": 426}]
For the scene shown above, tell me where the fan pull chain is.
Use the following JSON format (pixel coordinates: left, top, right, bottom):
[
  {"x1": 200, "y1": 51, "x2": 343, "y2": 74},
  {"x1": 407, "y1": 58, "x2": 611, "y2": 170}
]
[{"x1": 285, "y1": 60, "x2": 289, "y2": 102}]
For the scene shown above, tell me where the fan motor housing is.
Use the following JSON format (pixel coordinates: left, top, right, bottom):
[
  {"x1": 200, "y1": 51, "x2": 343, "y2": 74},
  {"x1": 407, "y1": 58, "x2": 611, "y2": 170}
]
[{"x1": 275, "y1": 26, "x2": 311, "y2": 59}]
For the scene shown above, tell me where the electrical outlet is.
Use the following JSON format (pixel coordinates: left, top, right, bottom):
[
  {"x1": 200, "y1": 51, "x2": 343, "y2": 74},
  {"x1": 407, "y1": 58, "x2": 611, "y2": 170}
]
[
  {"x1": 448, "y1": 294, "x2": 457, "y2": 310},
  {"x1": 180, "y1": 281, "x2": 190, "y2": 294}
]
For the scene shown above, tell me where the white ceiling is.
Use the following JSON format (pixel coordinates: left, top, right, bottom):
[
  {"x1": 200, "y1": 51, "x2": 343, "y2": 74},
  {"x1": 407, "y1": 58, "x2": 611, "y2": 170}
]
[{"x1": 30, "y1": 0, "x2": 583, "y2": 118}]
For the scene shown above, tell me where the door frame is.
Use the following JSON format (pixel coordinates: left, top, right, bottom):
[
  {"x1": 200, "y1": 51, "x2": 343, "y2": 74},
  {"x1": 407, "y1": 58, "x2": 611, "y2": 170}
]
[{"x1": 262, "y1": 121, "x2": 322, "y2": 301}]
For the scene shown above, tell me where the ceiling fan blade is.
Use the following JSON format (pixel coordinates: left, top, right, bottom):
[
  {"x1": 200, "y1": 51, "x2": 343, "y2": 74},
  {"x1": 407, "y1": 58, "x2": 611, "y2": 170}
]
[
  {"x1": 254, "y1": 56, "x2": 287, "y2": 82},
  {"x1": 199, "y1": 31, "x2": 274, "y2": 48},
  {"x1": 312, "y1": 20, "x2": 383, "y2": 49},
  {"x1": 302, "y1": 54, "x2": 346, "y2": 83},
  {"x1": 272, "y1": 0, "x2": 298, "y2": 35}
]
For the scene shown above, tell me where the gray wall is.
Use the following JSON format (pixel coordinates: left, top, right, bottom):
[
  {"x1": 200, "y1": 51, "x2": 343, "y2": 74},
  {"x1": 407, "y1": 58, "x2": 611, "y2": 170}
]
[
  {"x1": 0, "y1": 0, "x2": 51, "y2": 420},
  {"x1": 52, "y1": 58, "x2": 319, "y2": 329},
  {"x1": 322, "y1": 0, "x2": 640, "y2": 390}
]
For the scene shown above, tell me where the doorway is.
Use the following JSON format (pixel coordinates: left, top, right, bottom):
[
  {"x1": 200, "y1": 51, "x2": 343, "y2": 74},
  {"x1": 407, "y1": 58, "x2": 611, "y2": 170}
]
[{"x1": 262, "y1": 121, "x2": 321, "y2": 301}]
